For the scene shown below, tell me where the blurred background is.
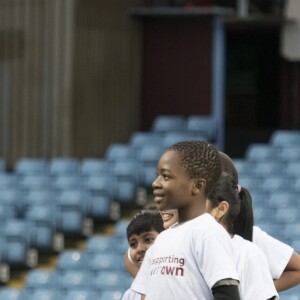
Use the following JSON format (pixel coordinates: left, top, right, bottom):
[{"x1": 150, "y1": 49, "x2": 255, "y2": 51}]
[{"x1": 0, "y1": 0, "x2": 299, "y2": 169}]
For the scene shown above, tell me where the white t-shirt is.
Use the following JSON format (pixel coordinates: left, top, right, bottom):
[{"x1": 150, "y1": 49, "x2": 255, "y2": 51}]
[
  {"x1": 232, "y1": 234, "x2": 278, "y2": 300},
  {"x1": 131, "y1": 213, "x2": 239, "y2": 300},
  {"x1": 122, "y1": 288, "x2": 141, "y2": 300},
  {"x1": 253, "y1": 225, "x2": 294, "y2": 279}
]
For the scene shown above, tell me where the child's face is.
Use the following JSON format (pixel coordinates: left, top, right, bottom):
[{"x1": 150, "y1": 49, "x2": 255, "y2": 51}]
[
  {"x1": 129, "y1": 230, "x2": 159, "y2": 266},
  {"x1": 160, "y1": 209, "x2": 178, "y2": 229},
  {"x1": 153, "y1": 150, "x2": 195, "y2": 211}
]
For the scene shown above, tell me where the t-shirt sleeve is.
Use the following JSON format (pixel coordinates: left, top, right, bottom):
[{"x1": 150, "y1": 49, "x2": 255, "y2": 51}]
[
  {"x1": 194, "y1": 227, "x2": 239, "y2": 289},
  {"x1": 130, "y1": 247, "x2": 152, "y2": 295},
  {"x1": 239, "y1": 245, "x2": 279, "y2": 300},
  {"x1": 253, "y1": 226, "x2": 293, "y2": 279}
]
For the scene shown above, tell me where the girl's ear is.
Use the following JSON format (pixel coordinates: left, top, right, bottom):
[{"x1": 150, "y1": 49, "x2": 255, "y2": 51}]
[
  {"x1": 215, "y1": 200, "x2": 229, "y2": 221},
  {"x1": 193, "y1": 179, "x2": 206, "y2": 195}
]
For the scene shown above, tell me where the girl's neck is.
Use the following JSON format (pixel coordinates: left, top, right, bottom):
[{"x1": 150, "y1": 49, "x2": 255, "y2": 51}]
[{"x1": 178, "y1": 202, "x2": 207, "y2": 223}]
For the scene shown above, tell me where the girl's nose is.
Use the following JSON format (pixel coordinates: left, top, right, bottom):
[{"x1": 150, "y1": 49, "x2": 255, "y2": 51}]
[{"x1": 152, "y1": 175, "x2": 161, "y2": 189}]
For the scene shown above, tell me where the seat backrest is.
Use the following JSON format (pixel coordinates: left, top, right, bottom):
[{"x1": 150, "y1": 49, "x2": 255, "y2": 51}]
[
  {"x1": 15, "y1": 158, "x2": 48, "y2": 175},
  {"x1": 270, "y1": 130, "x2": 300, "y2": 146},
  {"x1": 49, "y1": 158, "x2": 80, "y2": 175},
  {"x1": 186, "y1": 115, "x2": 217, "y2": 141},
  {"x1": 151, "y1": 115, "x2": 186, "y2": 132}
]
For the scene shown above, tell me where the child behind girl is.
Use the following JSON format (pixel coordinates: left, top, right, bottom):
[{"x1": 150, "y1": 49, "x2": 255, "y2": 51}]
[
  {"x1": 206, "y1": 173, "x2": 278, "y2": 300},
  {"x1": 122, "y1": 209, "x2": 165, "y2": 300}
]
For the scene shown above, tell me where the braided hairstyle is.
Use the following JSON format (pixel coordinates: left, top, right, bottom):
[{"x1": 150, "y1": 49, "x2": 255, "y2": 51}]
[{"x1": 169, "y1": 140, "x2": 222, "y2": 197}]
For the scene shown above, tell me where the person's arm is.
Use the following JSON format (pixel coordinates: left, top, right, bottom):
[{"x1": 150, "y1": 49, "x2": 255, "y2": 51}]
[
  {"x1": 141, "y1": 295, "x2": 145, "y2": 300},
  {"x1": 123, "y1": 248, "x2": 140, "y2": 278},
  {"x1": 274, "y1": 251, "x2": 300, "y2": 292}
]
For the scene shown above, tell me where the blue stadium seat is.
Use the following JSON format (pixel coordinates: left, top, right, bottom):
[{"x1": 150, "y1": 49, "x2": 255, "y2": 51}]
[
  {"x1": 25, "y1": 205, "x2": 59, "y2": 250},
  {"x1": 25, "y1": 269, "x2": 57, "y2": 290},
  {"x1": 279, "y1": 146, "x2": 300, "y2": 162},
  {"x1": 52, "y1": 174, "x2": 84, "y2": 191},
  {"x1": 15, "y1": 158, "x2": 48, "y2": 175},
  {"x1": 49, "y1": 158, "x2": 80, "y2": 175},
  {"x1": 286, "y1": 162, "x2": 300, "y2": 178},
  {"x1": 0, "y1": 190, "x2": 20, "y2": 219},
  {"x1": 84, "y1": 175, "x2": 115, "y2": 198},
  {"x1": 162, "y1": 131, "x2": 207, "y2": 148},
  {"x1": 151, "y1": 115, "x2": 186, "y2": 132},
  {"x1": 59, "y1": 270, "x2": 92, "y2": 291},
  {"x1": 283, "y1": 223, "x2": 300, "y2": 242},
  {"x1": 88, "y1": 195, "x2": 116, "y2": 220},
  {"x1": 0, "y1": 174, "x2": 18, "y2": 189},
  {"x1": 19, "y1": 174, "x2": 51, "y2": 190},
  {"x1": 238, "y1": 176, "x2": 260, "y2": 194},
  {"x1": 246, "y1": 144, "x2": 280, "y2": 162},
  {"x1": 92, "y1": 271, "x2": 132, "y2": 292},
  {"x1": 105, "y1": 144, "x2": 135, "y2": 161},
  {"x1": 261, "y1": 176, "x2": 294, "y2": 194},
  {"x1": 88, "y1": 253, "x2": 124, "y2": 273},
  {"x1": 99, "y1": 290, "x2": 124, "y2": 300},
  {"x1": 186, "y1": 115, "x2": 217, "y2": 142},
  {"x1": 81, "y1": 158, "x2": 112, "y2": 176},
  {"x1": 252, "y1": 161, "x2": 285, "y2": 178},
  {"x1": 56, "y1": 189, "x2": 91, "y2": 235},
  {"x1": 275, "y1": 208, "x2": 299, "y2": 224},
  {"x1": 66, "y1": 289, "x2": 98, "y2": 300},
  {"x1": 113, "y1": 220, "x2": 129, "y2": 239},
  {"x1": 291, "y1": 239, "x2": 300, "y2": 253},
  {"x1": 22, "y1": 189, "x2": 55, "y2": 210},
  {"x1": 30, "y1": 289, "x2": 63, "y2": 300},
  {"x1": 255, "y1": 222, "x2": 284, "y2": 241},
  {"x1": 129, "y1": 132, "x2": 163, "y2": 151},
  {"x1": 232, "y1": 159, "x2": 254, "y2": 177},
  {"x1": 293, "y1": 178, "x2": 300, "y2": 193},
  {"x1": 0, "y1": 288, "x2": 27, "y2": 300},
  {"x1": 2, "y1": 219, "x2": 37, "y2": 267},
  {"x1": 267, "y1": 192, "x2": 299, "y2": 209},
  {"x1": 57, "y1": 251, "x2": 88, "y2": 271},
  {"x1": 270, "y1": 130, "x2": 300, "y2": 146},
  {"x1": 85, "y1": 236, "x2": 116, "y2": 254}
]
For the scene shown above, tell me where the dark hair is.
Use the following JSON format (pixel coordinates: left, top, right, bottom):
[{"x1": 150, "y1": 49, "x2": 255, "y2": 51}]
[
  {"x1": 219, "y1": 151, "x2": 239, "y2": 184},
  {"x1": 208, "y1": 173, "x2": 253, "y2": 241},
  {"x1": 169, "y1": 141, "x2": 221, "y2": 197},
  {"x1": 126, "y1": 209, "x2": 165, "y2": 241}
]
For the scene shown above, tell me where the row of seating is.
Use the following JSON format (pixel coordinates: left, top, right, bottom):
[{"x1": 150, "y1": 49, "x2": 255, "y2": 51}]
[{"x1": 0, "y1": 220, "x2": 131, "y2": 300}]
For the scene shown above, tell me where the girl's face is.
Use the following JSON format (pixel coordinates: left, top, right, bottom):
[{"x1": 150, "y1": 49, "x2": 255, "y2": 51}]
[
  {"x1": 152, "y1": 150, "x2": 195, "y2": 211},
  {"x1": 160, "y1": 209, "x2": 178, "y2": 229},
  {"x1": 129, "y1": 230, "x2": 159, "y2": 266}
]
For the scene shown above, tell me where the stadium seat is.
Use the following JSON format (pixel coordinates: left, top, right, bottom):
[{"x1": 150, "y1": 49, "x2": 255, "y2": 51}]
[
  {"x1": 255, "y1": 222, "x2": 284, "y2": 241},
  {"x1": 105, "y1": 143, "x2": 135, "y2": 161},
  {"x1": 19, "y1": 174, "x2": 51, "y2": 190},
  {"x1": 129, "y1": 132, "x2": 163, "y2": 151},
  {"x1": 85, "y1": 236, "x2": 119, "y2": 255},
  {"x1": 0, "y1": 190, "x2": 20, "y2": 218},
  {"x1": 0, "y1": 288, "x2": 27, "y2": 300},
  {"x1": 52, "y1": 174, "x2": 84, "y2": 191},
  {"x1": 162, "y1": 131, "x2": 207, "y2": 148},
  {"x1": 261, "y1": 176, "x2": 294, "y2": 194},
  {"x1": 0, "y1": 174, "x2": 18, "y2": 189},
  {"x1": 286, "y1": 162, "x2": 300, "y2": 178},
  {"x1": 56, "y1": 189, "x2": 91, "y2": 235},
  {"x1": 49, "y1": 158, "x2": 80, "y2": 175},
  {"x1": 270, "y1": 130, "x2": 300, "y2": 146},
  {"x1": 291, "y1": 239, "x2": 300, "y2": 253},
  {"x1": 267, "y1": 192, "x2": 299, "y2": 209},
  {"x1": 293, "y1": 178, "x2": 300, "y2": 192},
  {"x1": 88, "y1": 253, "x2": 124, "y2": 273},
  {"x1": 88, "y1": 195, "x2": 117, "y2": 220},
  {"x1": 15, "y1": 158, "x2": 48, "y2": 175},
  {"x1": 81, "y1": 158, "x2": 112, "y2": 176},
  {"x1": 151, "y1": 115, "x2": 186, "y2": 132},
  {"x1": 275, "y1": 208, "x2": 299, "y2": 224},
  {"x1": 186, "y1": 115, "x2": 217, "y2": 142},
  {"x1": 57, "y1": 250, "x2": 88, "y2": 271},
  {"x1": 238, "y1": 176, "x2": 260, "y2": 194},
  {"x1": 25, "y1": 205, "x2": 60, "y2": 250},
  {"x1": 279, "y1": 146, "x2": 300, "y2": 162},
  {"x1": 283, "y1": 224, "x2": 300, "y2": 242},
  {"x1": 92, "y1": 271, "x2": 132, "y2": 292},
  {"x1": 25, "y1": 269, "x2": 57, "y2": 290},
  {"x1": 99, "y1": 290, "x2": 124, "y2": 300},
  {"x1": 232, "y1": 159, "x2": 254, "y2": 177},
  {"x1": 113, "y1": 220, "x2": 129, "y2": 239},
  {"x1": 84, "y1": 175, "x2": 115, "y2": 198},
  {"x1": 65, "y1": 289, "x2": 98, "y2": 300},
  {"x1": 246, "y1": 144, "x2": 280, "y2": 162},
  {"x1": 59, "y1": 270, "x2": 92, "y2": 291},
  {"x1": 30, "y1": 289, "x2": 63, "y2": 300},
  {"x1": 252, "y1": 161, "x2": 285, "y2": 178},
  {"x1": 0, "y1": 159, "x2": 5, "y2": 172},
  {"x1": 22, "y1": 189, "x2": 55, "y2": 210}
]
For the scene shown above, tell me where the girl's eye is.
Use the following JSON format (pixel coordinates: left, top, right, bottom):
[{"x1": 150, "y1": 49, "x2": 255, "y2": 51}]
[
  {"x1": 145, "y1": 237, "x2": 155, "y2": 244},
  {"x1": 129, "y1": 242, "x2": 137, "y2": 248},
  {"x1": 163, "y1": 174, "x2": 170, "y2": 179}
]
